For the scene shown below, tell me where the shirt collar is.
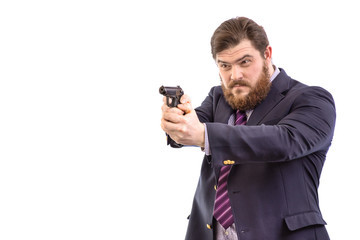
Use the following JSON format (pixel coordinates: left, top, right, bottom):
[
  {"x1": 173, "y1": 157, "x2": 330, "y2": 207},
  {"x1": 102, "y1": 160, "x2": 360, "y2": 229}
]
[{"x1": 270, "y1": 65, "x2": 280, "y2": 82}]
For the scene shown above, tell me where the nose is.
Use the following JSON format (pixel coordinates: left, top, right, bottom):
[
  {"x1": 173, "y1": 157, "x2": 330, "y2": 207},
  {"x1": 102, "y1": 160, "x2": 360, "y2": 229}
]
[{"x1": 231, "y1": 65, "x2": 244, "y2": 81}]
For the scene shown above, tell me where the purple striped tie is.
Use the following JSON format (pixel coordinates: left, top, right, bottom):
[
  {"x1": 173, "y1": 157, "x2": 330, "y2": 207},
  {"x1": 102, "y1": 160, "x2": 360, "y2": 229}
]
[{"x1": 213, "y1": 110, "x2": 247, "y2": 229}]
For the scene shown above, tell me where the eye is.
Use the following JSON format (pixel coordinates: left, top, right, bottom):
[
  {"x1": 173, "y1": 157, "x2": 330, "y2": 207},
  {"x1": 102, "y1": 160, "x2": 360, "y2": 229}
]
[
  {"x1": 240, "y1": 58, "x2": 252, "y2": 66},
  {"x1": 219, "y1": 63, "x2": 231, "y2": 71}
]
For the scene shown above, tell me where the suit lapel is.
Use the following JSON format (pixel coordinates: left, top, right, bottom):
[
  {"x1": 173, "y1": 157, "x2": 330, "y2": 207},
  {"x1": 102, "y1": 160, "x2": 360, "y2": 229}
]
[
  {"x1": 247, "y1": 69, "x2": 291, "y2": 125},
  {"x1": 214, "y1": 95, "x2": 234, "y2": 124}
]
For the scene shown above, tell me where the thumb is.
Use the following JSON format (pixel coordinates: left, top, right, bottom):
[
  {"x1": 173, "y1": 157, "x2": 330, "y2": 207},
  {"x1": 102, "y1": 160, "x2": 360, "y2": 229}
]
[
  {"x1": 180, "y1": 94, "x2": 191, "y2": 104},
  {"x1": 178, "y1": 94, "x2": 192, "y2": 114}
]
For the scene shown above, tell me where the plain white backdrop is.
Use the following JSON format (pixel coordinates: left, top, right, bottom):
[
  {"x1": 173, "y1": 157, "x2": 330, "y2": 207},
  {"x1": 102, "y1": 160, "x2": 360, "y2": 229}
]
[{"x1": 1, "y1": 0, "x2": 359, "y2": 239}]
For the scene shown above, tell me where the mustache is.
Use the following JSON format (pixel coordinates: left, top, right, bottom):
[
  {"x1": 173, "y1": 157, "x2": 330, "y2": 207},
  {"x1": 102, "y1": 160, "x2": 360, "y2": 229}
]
[{"x1": 228, "y1": 80, "x2": 251, "y2": 89}]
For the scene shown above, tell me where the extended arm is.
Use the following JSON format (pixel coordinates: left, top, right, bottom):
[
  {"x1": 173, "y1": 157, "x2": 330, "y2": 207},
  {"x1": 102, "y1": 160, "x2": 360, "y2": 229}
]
[{"x1": 203, "y1": 86, "x2": 336, "y2": 168}]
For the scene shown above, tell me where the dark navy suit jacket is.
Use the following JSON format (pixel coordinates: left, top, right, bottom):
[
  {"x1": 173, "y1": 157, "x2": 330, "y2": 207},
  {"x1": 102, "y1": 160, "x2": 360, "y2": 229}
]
[{"x1": 183, "y1": 69, "x2": 336, "y2": 240}]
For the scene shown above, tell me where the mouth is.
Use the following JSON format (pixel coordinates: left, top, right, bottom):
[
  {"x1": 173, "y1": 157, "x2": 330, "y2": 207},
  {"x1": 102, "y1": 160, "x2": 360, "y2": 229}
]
[
  {"x1": 230, "y1": 83, "x2": 251, "y2": 96},
  {"x1": 233, "y1": 84, "x2": 246, "y2": 87},
  {"x1": 231, "y1": 84, "x2": 249, "y2": 90},
  {"x1": 230, "y1": 81, "x2": 251, "y2": 89}
]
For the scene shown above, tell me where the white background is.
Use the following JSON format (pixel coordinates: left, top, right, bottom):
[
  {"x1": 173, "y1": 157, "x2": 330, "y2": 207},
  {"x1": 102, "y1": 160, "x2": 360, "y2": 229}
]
[{"x1": 1, "y1": 0, "x2": 359, "y2": 239}]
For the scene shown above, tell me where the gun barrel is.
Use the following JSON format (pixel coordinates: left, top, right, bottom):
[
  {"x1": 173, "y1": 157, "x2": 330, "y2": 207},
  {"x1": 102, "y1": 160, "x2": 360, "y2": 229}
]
[
  {"x1": 159, "y1": 86, "x2": 183, "y2": 96},
  {"x1": 159, "y1": 85, "x2": 167, "y2": 95},
  {"x1": 159, "y1": 86, "x2": 182, "y2": 96}
]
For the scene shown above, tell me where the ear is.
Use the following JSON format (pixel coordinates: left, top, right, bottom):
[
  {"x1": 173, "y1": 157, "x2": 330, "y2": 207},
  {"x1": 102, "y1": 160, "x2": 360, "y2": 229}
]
[{"x1": 264, "y1": 45, "x2": 272, "y2": 61}]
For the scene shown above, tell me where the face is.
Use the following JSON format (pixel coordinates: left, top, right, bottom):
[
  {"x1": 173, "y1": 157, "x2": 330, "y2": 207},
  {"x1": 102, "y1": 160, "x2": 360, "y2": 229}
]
[{"x1": 216, "y1": 39, "x2": 273, "y2": 111}]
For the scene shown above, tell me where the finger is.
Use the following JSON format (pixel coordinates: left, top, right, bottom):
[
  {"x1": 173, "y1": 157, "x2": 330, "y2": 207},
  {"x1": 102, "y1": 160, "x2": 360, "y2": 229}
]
[
  {"x1": 162, "y1": 103, "x2": 185, "y2": 116},
  {"x1": 180, "y1": 94, "x2": 191, "y2": 104},
  {"x1": 177, "y1": 100, "x2": 192, "y2": 114},
  {"x1": 161, "y1": 102, "x2": 170, "y2": 112},
  {"x1": 162, "y1": 110, "x2": 184, "y2": 123},
  {"x1": 161, "y1": 117, "x2": 181, "y2": 134},
  {"x1": 177, "y1": 104, "x2": 191, "y2": 114}
]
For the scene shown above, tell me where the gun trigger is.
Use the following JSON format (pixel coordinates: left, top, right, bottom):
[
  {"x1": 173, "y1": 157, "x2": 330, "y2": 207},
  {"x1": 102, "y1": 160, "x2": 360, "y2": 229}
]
[{"x1": 166, "y1": 96, "x2": 171, "y2": 107}]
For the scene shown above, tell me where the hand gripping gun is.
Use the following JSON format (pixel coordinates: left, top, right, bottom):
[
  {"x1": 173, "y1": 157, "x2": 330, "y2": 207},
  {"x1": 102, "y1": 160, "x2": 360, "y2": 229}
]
[{"x1": 159, "y1": 85, "x2": 184, "y2": 148}]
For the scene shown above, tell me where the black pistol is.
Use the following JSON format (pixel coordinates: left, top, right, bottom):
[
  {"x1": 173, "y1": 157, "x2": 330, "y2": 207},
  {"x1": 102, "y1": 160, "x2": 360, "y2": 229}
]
[
  {"x1": 159, "y1": 85, "x2": 184, "y2": 148},
  {"x1": 159, "y1": 85, "x2": 184, "y2": 107}
]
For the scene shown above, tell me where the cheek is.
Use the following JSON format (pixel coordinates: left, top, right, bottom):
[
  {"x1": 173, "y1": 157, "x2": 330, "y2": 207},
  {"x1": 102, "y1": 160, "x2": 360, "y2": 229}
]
[
  {"x1": 247, "y1": 66, "x2": 263, "y2": 87},
  {"x1": 219, "y1": 72, "x2": 230, "y2": 86}
]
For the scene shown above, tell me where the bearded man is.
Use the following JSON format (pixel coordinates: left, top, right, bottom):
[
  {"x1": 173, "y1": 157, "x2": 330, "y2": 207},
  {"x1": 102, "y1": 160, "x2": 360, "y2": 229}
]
[{"x1": 161, "y1": 17, "x2": 336, "y2": 240}]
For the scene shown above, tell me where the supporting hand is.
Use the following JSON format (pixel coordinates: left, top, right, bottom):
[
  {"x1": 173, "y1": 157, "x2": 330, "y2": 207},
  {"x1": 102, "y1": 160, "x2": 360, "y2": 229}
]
[{"x1": 161, "y1": 94, "x2": 205, "y2": 147}]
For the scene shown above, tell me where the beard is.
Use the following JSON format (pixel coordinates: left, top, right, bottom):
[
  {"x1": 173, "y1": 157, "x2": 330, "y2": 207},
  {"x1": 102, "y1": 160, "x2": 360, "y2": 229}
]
[{"x1": 221, "y1": 64, "x2": 272, "y2": 111}]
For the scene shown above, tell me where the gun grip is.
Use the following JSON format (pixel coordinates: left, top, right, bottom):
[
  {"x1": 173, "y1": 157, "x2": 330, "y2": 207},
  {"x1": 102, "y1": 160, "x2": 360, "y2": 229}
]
[{"x1": 166, "y1": 134, "x2": 184, "y2": 148}]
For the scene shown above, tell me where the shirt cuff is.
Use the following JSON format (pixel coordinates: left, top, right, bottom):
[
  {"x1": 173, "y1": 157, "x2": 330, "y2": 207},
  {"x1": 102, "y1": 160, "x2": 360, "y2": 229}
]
[{"x1": 202, "y1": 123, "x2": 211, "y2": 155}]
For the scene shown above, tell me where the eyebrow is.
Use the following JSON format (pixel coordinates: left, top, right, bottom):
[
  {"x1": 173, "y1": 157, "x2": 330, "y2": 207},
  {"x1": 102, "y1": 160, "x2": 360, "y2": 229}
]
[{"x1": 217, "y1": 54, "x2": 253, "y2": 64}]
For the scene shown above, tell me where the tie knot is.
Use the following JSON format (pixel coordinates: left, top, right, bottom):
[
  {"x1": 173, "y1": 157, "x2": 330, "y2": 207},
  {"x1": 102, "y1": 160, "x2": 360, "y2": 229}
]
[{"x1": 235, "y1": 110, "x2": 247, "y2": 125}]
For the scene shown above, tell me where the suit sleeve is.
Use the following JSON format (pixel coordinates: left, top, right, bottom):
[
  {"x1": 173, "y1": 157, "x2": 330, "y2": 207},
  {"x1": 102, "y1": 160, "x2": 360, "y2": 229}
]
[
  {"x1": 195, "y1": 86, "x2": 217, "y2": 123},
  {"x1": 205, "y1": 86, "x2": 336, "y2": 167}
]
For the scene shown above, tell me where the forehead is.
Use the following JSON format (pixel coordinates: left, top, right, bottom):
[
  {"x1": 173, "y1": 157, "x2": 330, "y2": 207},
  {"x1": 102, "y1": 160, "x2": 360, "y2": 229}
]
[{"x1": 216, "y1": 39, "x2": 260, "y2": 62}]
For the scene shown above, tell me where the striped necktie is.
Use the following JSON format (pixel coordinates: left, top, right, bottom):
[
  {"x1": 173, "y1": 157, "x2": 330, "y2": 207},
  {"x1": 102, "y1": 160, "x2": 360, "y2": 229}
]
[{"x1": 213, "y1": 110, "x2": 247, "y2": 229}]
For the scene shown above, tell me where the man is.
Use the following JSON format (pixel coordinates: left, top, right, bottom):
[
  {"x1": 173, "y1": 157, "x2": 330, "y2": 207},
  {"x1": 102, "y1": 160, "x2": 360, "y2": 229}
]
[{"x1": 161, "y1": 17, "x2": 335, "y2": 240}]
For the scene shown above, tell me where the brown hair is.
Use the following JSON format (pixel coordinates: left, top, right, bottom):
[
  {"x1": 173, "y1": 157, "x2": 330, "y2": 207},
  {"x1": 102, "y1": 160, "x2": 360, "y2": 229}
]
[{"x1": 210, "y1": 17, "x2": 269, "y2": 59}]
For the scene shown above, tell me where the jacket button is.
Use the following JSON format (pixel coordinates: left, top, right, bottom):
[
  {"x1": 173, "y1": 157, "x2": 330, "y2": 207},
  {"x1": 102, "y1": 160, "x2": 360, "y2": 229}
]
[
  {"x1": 207, "y1": 224, "x2": 212, "y2": 230},
  {"x1": 214, "y1": 185, "x2": 217, "y2": 190},
  {"x1": 223, "y1": 160, "x2": 235, "y2": 165}
]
